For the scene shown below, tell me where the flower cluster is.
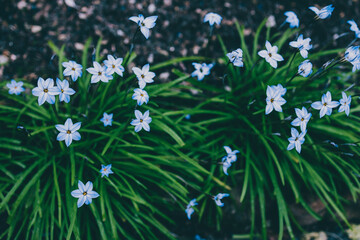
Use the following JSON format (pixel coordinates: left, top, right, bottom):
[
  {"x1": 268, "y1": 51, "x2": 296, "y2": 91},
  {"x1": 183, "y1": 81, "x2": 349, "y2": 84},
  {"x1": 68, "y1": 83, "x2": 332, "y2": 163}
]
[
  {"x1": 32, "y1": 78, "x2": 75, "y2": 105},
  {"x1": 87, "y1": 55, "x2": 124, "y2": 84}
]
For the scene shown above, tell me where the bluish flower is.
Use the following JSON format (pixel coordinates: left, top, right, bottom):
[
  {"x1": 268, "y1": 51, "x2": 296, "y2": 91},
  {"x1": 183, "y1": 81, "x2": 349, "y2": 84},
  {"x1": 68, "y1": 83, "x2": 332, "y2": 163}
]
[
  {"x1": 222, "y1": 160, "x2": 232, "y2": 175},
  {"x1": 51, "y1": 78, "x2": 75, "y2": 103},
  {"x1": 221, "y1": 146, "x2": 240, "y2": 163},
  {"x1": 32, "y1": 77, "x2": 58, "y2": 105},
  {"x1": 287, "y1": 128, "x2": 306, "y2": 153},
  {"x1": 214, "y1": 193, "x2": 229, "y2": 207},
  {"x1": 345, "y1": 46, "x2": 360, "y2": 63},
  {"x1": 62, "y1": 60, "x2": 82, "y2": 81},
  {"x1": 100, "y1": 112, "x2": 113, "y2": 127},
  {"x1": 265, "y1": 85, "x2": 287, "y2": 115},
  {"x1": 185, "y1": 207, "x2": 194, "y2": 220},
  {"x1": 129, "y1": 14, "x2": 158, "y2": 39},
  {"x1": 203, "y1": 12, "x2": 222, "y2": 26},
  {"x1": 55, "y1": 118, "x2": 81, "y2": 147},
  {"x1": 132, "y1": 88, "x2": 149, "y2": 106},
  {"x1": 100, "y1": 164, "x2": 114, "y2": 178},
  {"x1": 71, "y1": 180, "x2": 100, "y2": 208},
  {"x1": 291, "y1": 107, "x2": 312, "y2": 132},
  {"x1": 187, "y1": 198, "x2": 198, "y2": 208},
  {"x1": 185, "y1": 114, "x2": 191, "y2": 120},
  {"x1": 6, "y1": 79, "x2": 25, "y2": 95},
  {"x1": 185, "y1": 198, "x2": 197, "y2": 220},
  {"x1": 309, "y1": 5, "x2": 334, "y2": 19},
  {"x1": 271, "y1": 84, "x2": 287, "y2": 96},
  {"x1": 311, "y1": 91, "x2": 339, "y2": 118},
  {"x1": 284, "y1": 11, "x2": 299, "y2": 28},
  {"x1": 131, "y1": 110, "x2": 152, "y2": 132},
  {"x1": 298, "y1": 60, "x2": 313, "y2": 77},
  {"x1": 132, "y1": 64, "x2": 155, "y2": 89},
  {"x1": 191, "y1": 63, "x2": 214, "y2": 81},
  {"x1": 289, "y1": 34, "x2": 312, "y2": 58},
  {"x1": 338, "y1": 92, "x2": 351, "y2": 116},
  {"x1": 87, "y1": 62, "x2": 113, "y2": 83},
  {"x1": 348, "y1": 20, "x2": 360, "y2": 38},
  {"x1": 258, "y1": 41, "x2": 284, "y2": 68},
  {"x1": 104, "y1": 55, "x2": 125, "y2": 76},
  {"x1": 226, "y1": 48, "x2": 243, "y2": 67}
]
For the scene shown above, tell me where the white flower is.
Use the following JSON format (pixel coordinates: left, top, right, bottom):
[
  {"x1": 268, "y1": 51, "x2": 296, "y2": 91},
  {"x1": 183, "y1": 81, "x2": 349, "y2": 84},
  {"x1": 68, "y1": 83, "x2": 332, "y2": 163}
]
[
  {"x1": 55, "y1": 118, "x2": 81, "y2": 147},
  {"x1": 345, "y1": 46, "x2": 360, "y2": 62},
  {"x1": 338, "y1": 92, "x2": 351, "y2": 116},
  {"x1": 214, "y1": 193, "x2": 229, "y2": 207},
  {"x1": 289, "y1": 34, "x2": 312, "y2": 58},
  {"x1": 51, "y1": 79, "x2": 75, "y2": 103},
  {"x1": 350, "y1": 58, "x2": 360, "y2": 72},
  {"x1": 221, "y1": 146, "x2": 240, "y2": 163},
  {"x1": 132, "y1": 64, "x2": 155, "y2": 89},
  {"x1": 203, "y1": 12, "x2": 222, "y2": 26},
  {"x1": 258, "y1": 41, "x2": 284, "y2": 68},
  {"x1": 222, "y1": 160, "x2": 232, "y2": 176},
  {"x1": 309, "y1": 4, "x2": 334, "y2": 19},
  {"x1": 185, "y1": 198, "x2": 197, "y2": 220},
  {"x1": 132, "y1": 88, "x2": 149, "y2": 106},
  {"x1": 100, "y1": 164, "x2": 114, "y2": 178},
  {"x1": 266, "y1": 15, "x2": 276, "y2": 28},
  {"x1": 348, "y1": 20, "x2": 360, "y2": 39},
  {"x1": 291, "y1": 107, "x2": 312, "y2": 132},
  {"x1": 103, "y1": 55, "x2": 125, "y2": 76},
  {"x1": 287, "y1": 128, "x2": 306, "y2": 153},
  {"x1": 6, "y1": 79, "x2": 25, "y2": 95},
  {"x1": 62, "y1": 61, "x2": 82, "y2": 81},
  {"x1": 311, "y1": 91, "x2": 340, "y2": 118},
  {"x1": 100, "y1": 112, "x2": 113, "y2": 127},
  {"x1": 226, "y1": 48, "x2": 243, "y2": 67},
  {"x1": 129, "y1": 14, "x2": 158, "y2": 39},
  {"x1": 191, "y1": 62, "x2": 214, "y2": 81},
  {"x1": 271, "y1": 84, "x2": 287, "y2": 96},
  {"x1": 265, "y1": 85, "x2": 287, "y2": 115},
  {"x1": 284, "y1": 11, "x2": 299, "y2": 28},
  {"x1": 86, "y1": 62, "x2": 113, "y2": 83},
  {"x1": 71, "y1": 180, "x2": 99, "y2": 208},
  {"x1": 32, "y1": 77, "x2": 58, "y2": 106},
  {"x1": 298, "y1": 60, "x2": 313, "y2": 77},
  {"x1": 131, "y1": 110, "x2": 152, "y2": 132}
]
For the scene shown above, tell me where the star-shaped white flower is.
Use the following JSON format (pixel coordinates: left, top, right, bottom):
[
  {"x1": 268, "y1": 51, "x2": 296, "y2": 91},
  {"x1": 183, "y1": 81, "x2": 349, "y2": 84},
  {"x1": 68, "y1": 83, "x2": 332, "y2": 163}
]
[
  {"x1": 131, "y1": 110, "x2": 152, "y2": 132},
  {"x1": 258, "y1": 41, "x2": 284, "y2": 68},
  {"x1": 284, "y1": 11, "x2": 299, "y2": 28},
  {"x1": 104, "y1": 55, "x2": 125, "y2": 76},
  {"x1": 100, "y1": 164, "x2": 114, "y2": 178},
  {"x1": 271, "y1": 84, "x2": 287, "y2": 96},
  {"x1": 32, "y1": 77, "x2": 58, "y2": 106},
  {"x1": 226, "y1": 48, "x2": 243, "y2": 67},
  {"x1": 71, "y1": 180, "x2": 99, "y2": 208},
  {"x1": 345, "y1": 46, "x2": 360, "y2": 63},
  {"x1": 100, "y1": 112, "x2": 113, "y2": 127},
  {"x1": 289, "y1": 34, "x2": 312, "y2": 58},
  {"x1": 338, "y1": 92, "x2": 351, "y2": 116},
  {"x1": 51, "y1": 79, "x2": 75, "y2": 103},
  {"x1": 7, "y1": 79, "x2": 25, "y2": 95},
  {"x1": 311, "y1": 91, "x2": 339, "y2": 118},
  {"x1": 298, "y1": 60, "x2": 313, "y2": 77},
  {"x1": 86, "y1": 62, "x2": 113, "y2": 83},
  {"x1": 203, "y1": 12, "x2": 222, "y2": 26},
  {"x1": 132, "y1": 64, "x2": 155, "y2": 89},
  {"x1": 265, "y1": 85, "x2": 287, "y2": 115},
  {"x1": 191, "y1": 62, "x2": 214, "y2": 81},
  {"x1": 129, "y1": 14, "x2": 158, "y2": 39},
  {"x1": 221, "y1": 146, "x2": 240, "y2": 163},
  {"x1": 291, "y1": 107, "x2": 312, "y2": 132},
  {"x1": 55, "y1": 118, "x2": 81, "y2": 147},
  {"x1": 132, "y1": 88, "x2": 149, "y2": 106},
  {"x1": 214, "y1": 193, "x2": 229, "y2": 207},
  {"x1": 348, "y1": 20, "x2": 360, "y2": 39},
  {"x1": 287, "y1": 128, "x2": 306, "y2": 153},
  {"x1": 62, "y1": 60, "x2": 82, "y2": 81},
  {"x1": 309, "y1": 4, "x2": 334, "y2": 19}
]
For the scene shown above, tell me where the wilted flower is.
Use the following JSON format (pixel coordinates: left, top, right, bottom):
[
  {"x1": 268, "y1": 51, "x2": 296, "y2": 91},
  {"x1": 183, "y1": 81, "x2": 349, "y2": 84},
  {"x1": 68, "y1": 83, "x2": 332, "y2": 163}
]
[
  {"x1": 132, "y1": 64, "x2": 155, "y2": 89},
  {"x1": 214, "y1": 193, "x2": 229, "y2": 207},
  {"x1": 311, "y1": 91, "x2": 339, "y2": 118},
  {"x1": 348, "y1": 20, "x2": 360, "y2": 39},
  {"x1": 309, "y1": 5, "x2": 334, "y2": 19},
  {"x1": 258, "y1": 41, "x2": 284, "y2": 68},
  {"x1": 226, "y1": 48, "x2": 243, "y2": 67},
  {"x1": 132, "y1": 88, "x2": 149, "y2": 106},
  {"x1": 191, "y1": 62, "x2": 214, "y2": 81},
  {"x1": 55, "y1": 118, "x2": 81, "y2": 147},
  {"x1": 100, "y1": 112, "x2": 113, "y2": 127},
  {"x1": 338, "y1": 92, "x2": 351, "y2": 116},
  {"x1": 284, "y1": 11, "x2": 299, "y2": 28},
  {"x1": 265, "y1": 85, "x2": 287, "y2": 115},
  {"x1": 203, "y1": 12, "x2": 222, "y2": 26},
  {"x1": 71, "y1": 180, "x2": 99, "y2": 208},
  {"x1": 100, "y1": 164, "x2": 114, "y2": 178},
  {"x1": 298, "y1": 60, "x2": 313, "y2": 77},
  {"x1": 291, "y1": 107, "x2": 312, "y2": 132},
  {"x1": 87, "y1": 62, "x2": 113, "y2": 83},
  {"x1": 287, "y1": 128, "x2": 306, "y2": 153},
  {"x1": 62, "y1": 60, "x2": 82, "y2": 81},
  {"x1": 289, "y1": 34, "x2": 312, "y2": 58},
  {"x1": 185, "y1": 198, "x2": 197, "y2": 220},
  {"x1": 131, "y1": 110, "x2": 152, "y2": 132},
  {"x1": 51, "y1": 79, "x2": 75, "y2": 103},
  {"x1": 7, "y1": 79, "x2": 25, "y2": 95},
  {"x1": 129, "y1": 14, "x2": 158, "y2": 39},
  {"x1": 104, "y1": 55, "x2": 125, "y2": 76},
  {"x1": 32, "y1": 77, "x2": 58, "y2": 105}
]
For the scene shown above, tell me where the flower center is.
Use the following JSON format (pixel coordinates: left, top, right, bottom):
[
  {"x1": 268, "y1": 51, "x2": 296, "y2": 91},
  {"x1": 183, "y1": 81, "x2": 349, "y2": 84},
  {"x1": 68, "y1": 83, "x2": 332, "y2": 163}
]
[
  {"x1": 270, "y1": 98, "x2": 274, "y2": 103},
  {"x1": 61, "y1": 89, "x2": 64, "y2": 93},
  {"x1": 141, "y1": 74, "x2": 145, "y2": 78},
  {"x1": 268, "y1": 53, "x2": 272, "y2": 57},
  {"x1": 301, "y1": 118, "x2": 304, "y2": 121},
  {"x1": 323, "y1": 103, "x2": 327, "y2": 106},
  {"x1": 140, "y1": 119, "x2": 143, "y2": 123},
  {"x1": 103, "y1": 168, "x2": 107, "y2": 171},
  {"x1": 66, "y1": 130, "x2": 71, "y2": 134},
  {"x1": 83, "y1": 192, "x2": 87, "y2": 196},
  {"x1": 44, "y1": 89, "x2": 48, "y2": 93},
  {"x1": 140, "y1": 94, "x2": 144, "y2": 97},
  {"x1": 295, "y1": 137, "x2": 298, "y2": 141},
  {"x1": 72, "y1": 67, "x2": 75, "y2": 71},
  {"x1": 141, "y1": 22, "x2": 145, "y2": 26},
  {"x1": 14, "y1": 86, "x2": 17, "y2": 89},
  {"x1": 98, "y1": 72, "x2": 102, "y2": 76},
  {"x1": 112, "y1": 64, "x2": 115, "y2": 68}
]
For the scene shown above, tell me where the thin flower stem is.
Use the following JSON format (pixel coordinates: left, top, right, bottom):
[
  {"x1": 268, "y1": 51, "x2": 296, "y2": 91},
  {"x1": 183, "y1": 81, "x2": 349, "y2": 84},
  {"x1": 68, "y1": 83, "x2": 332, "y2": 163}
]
[
  {"x1": 286, "y1": 51, "x2": 297, "y2": 78},
  {"x1": 50, "y1": 104, "x2": 59, "y2": 123},
  {"x1": 285, "y1": 72, "x2": 299, "y2": 86},
  {"x1": 123, "y1": 28, "x2": 140, "y2": 67}
]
